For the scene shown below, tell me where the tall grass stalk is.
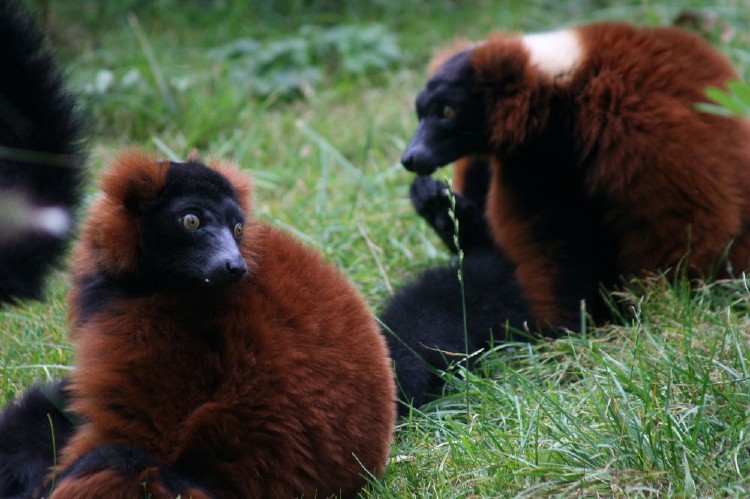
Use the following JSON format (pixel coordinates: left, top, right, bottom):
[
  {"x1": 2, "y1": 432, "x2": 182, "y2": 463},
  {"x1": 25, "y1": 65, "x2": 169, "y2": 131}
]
[{"x1": 445, "y1": 178, "x2": 471, "y2": 416}]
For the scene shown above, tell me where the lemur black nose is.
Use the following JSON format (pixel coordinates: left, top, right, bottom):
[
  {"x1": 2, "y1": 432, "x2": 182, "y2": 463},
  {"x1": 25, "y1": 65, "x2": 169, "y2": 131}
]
[
  {"x1": 226, "y1": 258, "x2": 247, "y2": 279},
  {"x1": 401, "y1": 153, "x2": 414, "y2": 168}
]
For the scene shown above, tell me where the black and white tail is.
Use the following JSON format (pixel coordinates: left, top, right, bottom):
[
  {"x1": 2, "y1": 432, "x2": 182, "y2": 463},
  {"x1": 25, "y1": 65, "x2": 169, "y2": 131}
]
[{"x1": 0, "y1": 0, "x2": 86, "y2": 304}]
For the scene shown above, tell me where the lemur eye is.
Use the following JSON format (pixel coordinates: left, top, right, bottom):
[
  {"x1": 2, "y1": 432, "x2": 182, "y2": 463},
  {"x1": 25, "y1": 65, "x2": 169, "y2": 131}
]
[
  {"x1": 233, "y1": 222, "x2": 243, "y2": 240},
  {"x1": 182, "y1": 214, "x2": 200, "y2": 230},
  {"x1": 442, "y1": 105, "x2": 456, "y2": 120}
]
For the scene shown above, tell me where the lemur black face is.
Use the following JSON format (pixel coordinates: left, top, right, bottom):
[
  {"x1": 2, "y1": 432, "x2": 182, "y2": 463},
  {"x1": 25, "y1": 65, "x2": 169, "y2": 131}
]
[
  {"x1": 401, "y1": 49, "x2": 487, "y2": 175},
  {"x1": 140, "y1": 162, "x2": 247, "y2": 287}
]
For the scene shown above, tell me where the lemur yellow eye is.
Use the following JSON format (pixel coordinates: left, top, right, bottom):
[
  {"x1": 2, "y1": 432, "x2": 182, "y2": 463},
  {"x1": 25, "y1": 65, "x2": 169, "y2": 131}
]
[
  {"x1": 182, "y1": 214, "x2": 200, "y2": 230},
  {"x1": 442, "y1": 105, "x2": 456, "y2": 120},
  {"x1": 233, "y1": 223, "x2": 243, "y2": 239}
]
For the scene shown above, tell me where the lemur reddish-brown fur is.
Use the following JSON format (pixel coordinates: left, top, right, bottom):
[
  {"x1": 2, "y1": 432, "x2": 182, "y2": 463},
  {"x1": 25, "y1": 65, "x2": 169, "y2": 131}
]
[
  {"x1": 402, "y1": 22, "x2": 750, "y2": 329},
  {"x1": 48, "y1": 150, "x2": 396, "y2": 498}
]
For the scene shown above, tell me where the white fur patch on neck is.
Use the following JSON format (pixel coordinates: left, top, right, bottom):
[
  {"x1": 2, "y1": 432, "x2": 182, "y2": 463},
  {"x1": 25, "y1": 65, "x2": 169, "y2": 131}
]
[{"x1": 522, "y1": 29, "x2": 582, "y2": 78}]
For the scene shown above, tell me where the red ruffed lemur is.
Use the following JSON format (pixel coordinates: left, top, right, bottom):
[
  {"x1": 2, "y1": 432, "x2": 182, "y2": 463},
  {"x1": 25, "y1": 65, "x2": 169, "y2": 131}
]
[
  {"x1": 400, "y1": 22, "x2": 750, "y2": 331},
  {"x1": 3, "y1": 150, "x2": 396, "y2": 498},
  {"x1": 381, "y1": 21, "x2": 750, "y2": 414}
]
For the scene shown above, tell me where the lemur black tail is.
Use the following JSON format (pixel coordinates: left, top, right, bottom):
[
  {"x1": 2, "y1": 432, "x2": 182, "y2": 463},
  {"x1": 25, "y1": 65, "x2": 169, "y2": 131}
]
[
  {"x1": 0, "y1": 0, "x2": 86, "y2": 304},
  {"x1": 0, "y1": 380, "x2": 78, "y2": 499}
]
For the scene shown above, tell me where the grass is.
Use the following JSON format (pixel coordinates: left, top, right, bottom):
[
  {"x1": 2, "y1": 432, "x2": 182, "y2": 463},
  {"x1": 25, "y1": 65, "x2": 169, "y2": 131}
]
[
  {"x1": 373, "y1": 277, "x2": 750, "y2": 496},
  {"x1": 3, "y1": 0, "x2": 750, "y2": 496}
]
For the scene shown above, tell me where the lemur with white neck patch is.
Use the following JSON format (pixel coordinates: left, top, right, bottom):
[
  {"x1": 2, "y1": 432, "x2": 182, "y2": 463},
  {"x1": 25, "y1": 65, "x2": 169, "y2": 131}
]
[{"x1": 401, "y1": 22, "x2": 750, "y2": 331}]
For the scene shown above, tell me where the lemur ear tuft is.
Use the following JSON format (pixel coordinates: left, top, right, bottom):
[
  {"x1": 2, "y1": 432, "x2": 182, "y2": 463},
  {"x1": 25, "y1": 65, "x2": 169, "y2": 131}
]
[
  {"x1": 471, "y1": 36, "x2": 533, "y2": 90},
  {"x1": 207, "y1": 158, "x2": 254, "y2": 214},
  {"x1": 100, "y1": 150, "x2": 169, "y2": 216}
]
